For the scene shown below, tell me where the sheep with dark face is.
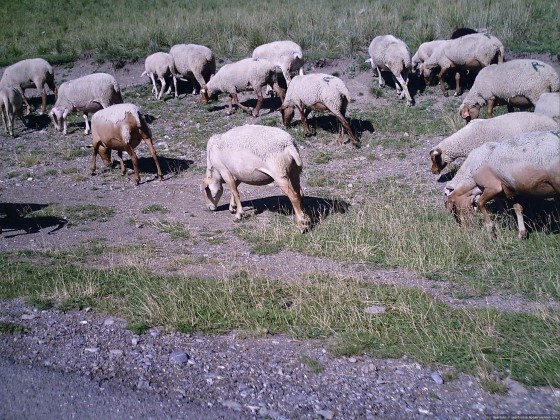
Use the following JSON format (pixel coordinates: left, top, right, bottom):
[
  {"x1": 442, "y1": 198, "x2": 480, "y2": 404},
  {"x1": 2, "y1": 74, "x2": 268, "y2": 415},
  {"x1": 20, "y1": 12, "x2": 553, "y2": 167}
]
[
  {"x1": 203, "y1": 124, "x2": 310, "y2": 233},
  {"x1": 90, "y1": 103, "x2": 163, "y2": 186},
  {"x1": 444, "y1": 131, "x2": 560, "y2": 239}
]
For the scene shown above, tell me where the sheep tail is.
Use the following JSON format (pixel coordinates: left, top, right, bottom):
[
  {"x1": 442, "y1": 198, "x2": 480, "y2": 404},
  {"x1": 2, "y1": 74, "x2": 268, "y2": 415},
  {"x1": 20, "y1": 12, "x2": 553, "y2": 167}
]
[{"x1": 286, "y1": 144, "x2": 303, "y2": 168}]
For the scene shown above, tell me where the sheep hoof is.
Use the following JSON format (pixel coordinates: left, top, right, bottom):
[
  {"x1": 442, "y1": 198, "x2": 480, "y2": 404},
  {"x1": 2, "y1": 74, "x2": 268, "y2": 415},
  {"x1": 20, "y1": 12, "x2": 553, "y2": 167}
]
[
  {"x1": 518, "y1": 230, "x2": 528, "y2": 240},
  {"x1": 443, "y1": 92, "x2": 449, "y2": 97}
]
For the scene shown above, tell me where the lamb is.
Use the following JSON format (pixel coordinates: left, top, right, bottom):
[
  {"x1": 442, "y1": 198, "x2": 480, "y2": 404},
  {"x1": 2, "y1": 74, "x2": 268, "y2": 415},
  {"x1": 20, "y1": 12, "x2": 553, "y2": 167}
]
[
  {"x1": 444, "y1": 131, "x2": 560, "y2": 238},
  {"x1": 0, "y1": 58, "x2": 56, "y2": 115},
  {"x1": 366, "y1": 35, "x2": 414, "y2": 106},
  {"x1": 420, "y1": 33, "x2": 505, "y2": 97},
  {"x1": 49, "y1": 73, "x2": 123, "y2": 135},
  {"x1": 169, "y1": 44, "x2": 216, "y2": 102},
  {"x1": 0, "y1": 87, "x2": 24, "y2": 137},
  {"x1": 429, "y1": 112, "x2": 558, "y2": 174},
  {"x1": 90, "y1": 103, "x2": 163, "y2": 186},
  {"x1": 411, "y1": 40, "x2": 446, "y2": 73},
  {"x1": 252, "y1": 40, "x2": 304, "y2": 85},
  {"x1": 141, "y1": 52, "x2": 179, "y2": 100},
  {"x1": 459, "y1": 59, "x2": 560, "y2": 122},
  {"x1": 201, "y1": 58, "x2": 285, "y2": 117},
  {"x1": 534, "y1": 92, "x2": 560, "y2": 122},
  {"x1": 278, "y1": 73, "x2": 359, "y2": 147},
  {"x1": 203, "y1": 124, "x2": 310, "y2": 233}
]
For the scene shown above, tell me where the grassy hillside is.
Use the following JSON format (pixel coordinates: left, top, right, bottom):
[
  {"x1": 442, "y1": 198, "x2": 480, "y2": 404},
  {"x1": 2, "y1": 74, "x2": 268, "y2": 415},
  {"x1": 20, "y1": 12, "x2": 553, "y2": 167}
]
[{"x1": 1, "y1": 0, "x2": 558, "y2": 65}]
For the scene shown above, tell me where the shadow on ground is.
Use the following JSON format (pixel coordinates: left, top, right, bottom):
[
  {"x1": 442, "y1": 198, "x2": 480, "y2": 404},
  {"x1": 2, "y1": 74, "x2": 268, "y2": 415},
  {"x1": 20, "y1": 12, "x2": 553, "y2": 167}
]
[
  {"x1": 119, "y1": 156, "x2": 194, "y2": 177},
  {"x1": 0, "y1": 203, "x2": 67, "y2": 238}
]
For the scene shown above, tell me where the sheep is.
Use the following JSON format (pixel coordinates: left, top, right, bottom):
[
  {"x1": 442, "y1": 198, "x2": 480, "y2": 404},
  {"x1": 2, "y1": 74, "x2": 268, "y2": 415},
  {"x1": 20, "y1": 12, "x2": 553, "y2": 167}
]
[
  {"x1": 420, "y1": 33, "x2": 505, "y2": 97},
  {"x1": 252, "y1": 40, "x2": 304, "y2": 86},
  {"x1": 169, "y1": 44, "x2": 216, "y2": 102},
  {"x1": 0, "y1": 58, "x2": 56, "y2": 115},
  {"x1": 203, "y1": 124, "x2": 310, "y2": 233},
  {"x1": 534, "y1": 92, "x2": 560, "y2": 122},
  {"x1": 411, "y1": 40, "x2": 446, "y2": 73},
  {"x1": 366, "y1": 35, "x2": 414, "y2": 106},
  {"x1": 278, "y1": 73, "x2": 359, "y2": 147},
  {"x1": 200, "y1": 58, "x2": 285, "y2": 117},
  {"x1": 429, "y1": 112, "x2": 558, "y2": 174},
  {"x1": 49, "y1": 73, "x2": 123, "y2": 135},
  {"x1": 450, "y1": 27, "x2": 478, "y2": 39},
  {"x1": 459, "y1": 59, "x2": 560, "y2": 122},
  {"x1": 0, "y1": 86, "x2": 24, "y2": 137},
  {"x1": 141, "y1": 52, "x2": 179, "y2": 100},
  {"x1": 90, "y1": 103, "x2": 163, "y2": 186},
  {"x1": 444, "y1": 130, "x2": 560, "y2": 239}
]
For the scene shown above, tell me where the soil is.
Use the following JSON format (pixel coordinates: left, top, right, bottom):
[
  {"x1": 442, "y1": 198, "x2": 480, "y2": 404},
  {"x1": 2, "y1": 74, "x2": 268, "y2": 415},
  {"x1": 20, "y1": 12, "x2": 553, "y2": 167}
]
[{"x1": 1, "y1": 52, "x2": 559, "y2": 418}]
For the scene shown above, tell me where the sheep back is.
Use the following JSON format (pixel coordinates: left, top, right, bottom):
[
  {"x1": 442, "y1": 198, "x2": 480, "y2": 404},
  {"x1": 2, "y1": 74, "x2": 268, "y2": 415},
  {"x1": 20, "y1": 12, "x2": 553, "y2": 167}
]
[
  {"x1": 0, "y1": 58, "x2": 54, "y2": 90},
  {"x1": 91, "y1": 103, "x2": 149, "y2": 144},
  {"x1": 144, "y1": 52, "x2": 177, "y2": 78},
  {"x1": 368, "y1": 35, "x2": 412, "y2": 74},
  {"x1": 169, "y1": 44, "x2": 215, "y2": 84},
  {"x1": 534, "y1": 92, "x2": 560, "y2": 122},
  {"x1": 55, "y1": 73, "x2": 123, "y2": 111},
  {"x1": 206, "y1": 58, "x2": 276, "y2": 95},
  {"x1": 284, "y1": 73, "x2": 350, "y2": 111},
  {"x1": 461, "y1": 59, "x2": 560, "y2": 109},
  {"x1": 426, "y1": 33, "x2": 504, "y2": 68},
  {"x1": 252, "y1": 40, "x2": 304, "y2": 74}
]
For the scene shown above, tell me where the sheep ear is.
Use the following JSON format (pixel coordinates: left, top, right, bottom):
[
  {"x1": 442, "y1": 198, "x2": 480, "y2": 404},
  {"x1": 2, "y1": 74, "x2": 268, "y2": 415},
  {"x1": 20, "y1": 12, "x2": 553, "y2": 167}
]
[{"x1": 430, "y1": 148, "x2": 440, "y2": 156}]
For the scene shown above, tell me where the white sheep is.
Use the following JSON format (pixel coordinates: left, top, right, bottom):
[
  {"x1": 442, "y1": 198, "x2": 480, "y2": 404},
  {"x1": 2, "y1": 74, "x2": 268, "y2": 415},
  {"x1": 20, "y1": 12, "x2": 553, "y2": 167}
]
[
  {"x1": 0, "y1": 86, "x2": 24, "y2": 137},
  {"x1": 445, "y1": 130, "x2": 560, "y2": 238},
  {"x1": 534, "y1": 92, "x2": 560, "y2": 122},
  {"x1": 459, "y1": 59, "x2": 560, "y2": 122},
  {"x1": 90, "y1": 103, "x2": 163, "y2": 186},
  {"x1": 169, "y1": 44, "x2": 216, "y2": 102},
  {"x1": 366, "y1": 35, "x2": 413, "y2": 106},
  {"x1": 411, "y1": 40, "x2": 446, "y2": 72},
  {"x1": 203, "y1": 124, "x2": 310, "y2": 232},
  {"x1": 429, "y1": 112, "x2": 558, "y2": 174},
  {"x1": 201, "y1": 58, "x2": 285, "y2": 117},
  {"x1": 252, "y1": 40, "x2": 304, "y2": 85},
  {"x1": 278, "y1": 73, "x2": 359, "y2": 147},
  {"x1": 141, "y1": 52, "x2": 179, "y2": 100},
  {"x1": 420, "y1": 33, "x2": 505, "y2": 97},
  {"x1": 0, "y1": 58, "x2": 57, "y2": 115},
  {"x1": 49, "y1": 73, "x2": 123, "y2": 135}
]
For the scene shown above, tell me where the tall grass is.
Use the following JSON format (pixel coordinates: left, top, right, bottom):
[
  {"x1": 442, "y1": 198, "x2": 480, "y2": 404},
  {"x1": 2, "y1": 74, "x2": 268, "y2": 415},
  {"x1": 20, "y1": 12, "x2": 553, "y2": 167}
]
[
  {"x1": 0, "y1": 254, "x2": 558, "y2": 386},
  {"x1": 1, "y1": 0, "x2": 558, "y2": 65}
]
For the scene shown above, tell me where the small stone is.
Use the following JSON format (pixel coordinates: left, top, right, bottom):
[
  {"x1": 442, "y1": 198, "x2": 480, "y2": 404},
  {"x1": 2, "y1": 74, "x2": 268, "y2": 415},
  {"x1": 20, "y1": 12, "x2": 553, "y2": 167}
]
[
  {"x1": 27, "y1": 177, "x2": 33, "y2": 181},
  {"x1": 110, "y1": 349, "x2": 123, "y2": 357},
  {"x1": 85, "y1": 347, "x2": 99, "y2": 353},
  {"x1": 348, "y1": 357, "x2": 357, "y2": 363},
  {"x1": 317, "y1": 409, "x2": 334, "y2": 419},
  {"x1": 395, "y1": 369, "x2": 405, "y2": 375},
  {"x1": 131, "y1": 338, "x2": 139, "y2": 346},
  {"x1": 80, "y1": 320, "x2": 88, "y2": 325},
  {"x1": 418, "y1": 408, "x2": 432, "y2": 415},
  {"x1": 21, "y1": 314, "x2": 35, "y2": 320},
  {"x1": 169, "y1": 351, "x2": 189, "y2": 364},
  {"x1": 364, "y1": 305, "x2": 386, "y2": 314},
  {"x1": 103, "y1": 318, "x2": 115, "y2": 326},
  {"x1": 431, "y1": 372, "x2": 444, "y2": 385},
  {"x1": 221, "y1": 400, "x2": 242, "y2": 411}
]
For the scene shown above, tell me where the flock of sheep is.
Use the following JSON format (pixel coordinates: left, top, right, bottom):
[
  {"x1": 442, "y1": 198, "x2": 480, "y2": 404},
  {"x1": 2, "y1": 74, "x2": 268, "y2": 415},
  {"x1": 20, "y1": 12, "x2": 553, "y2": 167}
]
[{"x1": 0, "y1": 32, "x2": 559, "y2": 238}]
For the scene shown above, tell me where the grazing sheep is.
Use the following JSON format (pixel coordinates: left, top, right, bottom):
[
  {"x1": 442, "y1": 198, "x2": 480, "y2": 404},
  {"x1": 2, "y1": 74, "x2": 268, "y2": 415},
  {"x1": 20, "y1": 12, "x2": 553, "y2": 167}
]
[
  {"x1": 421, "y1": 33, "x2": 505, "y2": 97},
  {"x1": 459, "y1": 59, "x2": 560, "y2": 122},
  {"x1": 90, "y1": 103, "x2": 163, "y2": 186},
  {"x1": 141, "y1": 52, "x2": 179, "y2": 100},
  {"x1": 366, "y1": 35, "x2": 414, "y2": 106},
  {"x1": 0, "y1": 87, "x2": 24, "y2": 137},
  {"x1": 0, "y1": 58, "x2": 56, "y2": 115},
  {"x1": 203, "y1": 124, "x2": 310, "y2": 232},
  {"x1": 252, "y1": 40, "x2": 304, "y2": 85},
  {"x1": 444, "y1": 131, "x2": 560, "y2": 238},
  {"x1": 201, "y1": 58, "x2": 285, "y2": 117},
  {"x1": 534, "y1": 92, "x2": 560, "y2": 122},
  {"x1": 278, "y1": 73, "x2": 359, "y2": 147},
  {"x1": 169, "y1": 44, "x2": 216, "y2": 101},
  {"x1": 411, "y1": 40, "x2": 446, "y2": 73},
  {"x1": 50, "y1": 73, "x2": 123, "y2": 135},
  {"x1": 429, "y1": 112, "x2": 558, "y2": 174}
]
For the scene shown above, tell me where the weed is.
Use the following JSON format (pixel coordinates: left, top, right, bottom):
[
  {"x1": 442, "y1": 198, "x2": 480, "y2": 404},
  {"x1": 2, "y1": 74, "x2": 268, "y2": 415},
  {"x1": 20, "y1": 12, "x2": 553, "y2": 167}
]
[
  {"x1": 0, "y1": 321, "x2": 26, "y2": 334},
  {"x1": 300, "y1": 355, "x2": 324, "y2": 373},
  {"x1": 312, "y1": 151, "x2": 332, "y2": 164},
  {"x1": 141, "y1": 204, "x2": 169, "y2": 214}
]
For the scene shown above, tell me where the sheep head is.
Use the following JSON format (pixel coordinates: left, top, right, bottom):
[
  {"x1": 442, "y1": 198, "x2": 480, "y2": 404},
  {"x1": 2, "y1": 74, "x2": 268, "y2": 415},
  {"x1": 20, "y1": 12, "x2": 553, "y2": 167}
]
[
  {"x1": 444, "y1": 185, "x2": 482, "y2": 225},
  {"x1": 278, "y1": 103, "x2": 295, "y2": 127},
  {"x1": 202, "y1": 172, "x2": 224, "y2": 211},
  {"x1": 459, "y1": 103, "x2": 480, "y2": 123},
  {"x1": 429, "y1": 147, "x2": 446, "y2": 174},
  {"x1": 49, "y1": 106, "x2": 70, "y2": 134}
]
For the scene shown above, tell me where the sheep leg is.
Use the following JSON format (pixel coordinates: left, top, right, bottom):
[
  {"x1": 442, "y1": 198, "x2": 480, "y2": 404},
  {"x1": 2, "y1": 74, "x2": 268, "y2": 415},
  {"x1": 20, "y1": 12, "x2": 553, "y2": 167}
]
[
  {"x1": 333, "y1": 112, "x2": 359, "y2": 148},
  {"x1": 276, "y1": 176, "x2": 310, "y2": 233},
  {"x1": 83, "y1": 113, "x2": 91, "y2": 135},
  {"x1": 222, "y1": 173, "x2": 244, "y2": 220},
  {"x1": 229, "y1": 180, "x2": 241, "y2": 213},
  {"x1": 437, "y1": 67, "x2": 450, "y2": 97},
  {"x1": 486, "y1": 99, "x2": 495, "y2": 118},
  {"x1": 91, "y1": 141, "x2": 101, "y2": 175},
  {"x1": 148, "y1": 73, "x2": 158, "y2": 98},
  {"x1": 172, "y1": 75, "x2": 178, "y2": 99},
  {"x1": 40, "y1": 88, "x2": 47, "y2": 115},
  {"x1": 158, "y1": 77, "x2": 167, "y2": 101},
  {"x1": 475, "y1": 184, "x2": 502, "y2": 235},
  {"x1": 1, "y1": 106, "x2": 8, "y2": 135},
  {"x1": 301, "y1": 108, "x2": 314, "y2": 136},
  {"x1": 512, "y1": 202, "x2": 528, "y2": 239},
  {"x1": 226, "y1": 95, "x2": 235, "y2": 115},
  {"x1": 117, "y1": 150, "x2": 126, "y2": 175},
  {"x1": 281, "y1": 68, "x2": 292, "y2": 86},
  {"x1": 123, "y1": 143, "x2": 141, "y2": 185},
  {"x1": 231, "y1": 93, "x2": 251, "y2": 114},
  {"x1": 142, "y1": 136, "x2": 164, "y2": 181},
  {"x1": 252, "y1": 92, "x2": 264, "y2": 117},
  {"x1": 271, "y1": 82, "x2": 285, "y2": 103},
  {"x1": 376, "y1": 66, "x2": 385, "y2": 88},
  {"x1": 394, "y1": 73, "x2": 413, "y2": 106},
  {"x1": 453, "y1": 70, "x2": 462, "y2": 97}
]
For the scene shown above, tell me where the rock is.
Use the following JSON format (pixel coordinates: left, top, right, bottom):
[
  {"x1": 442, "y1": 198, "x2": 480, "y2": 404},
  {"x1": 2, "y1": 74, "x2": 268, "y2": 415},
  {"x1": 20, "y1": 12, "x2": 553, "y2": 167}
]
[
  {"x1": 109, "y1": 349, "x2": 123, "y2": 357},
  {"x1": 431, "y1": 372, "x2": 444, "y2": 385},
  {"x1": 348, "y1": 357, "x2": 357, "y2": 363},
  {"x1": 169, "y1": 351, "x2": 189, "y2": 364},
  {"x1": 84, "y1": 347, "x2": 99, "y2": 353},
  {"x1": 221, "y1": 400, "x2": 242, "y2": 411},
  {"x1": 21, "y1": 314, "x2": 35, "y2": 320},
  {"x1": 103, "y1": 318, "x2": 115, "y2": 327},
  {"x1": 317, "y1": 409, "x2": 334, "y2": 419}
]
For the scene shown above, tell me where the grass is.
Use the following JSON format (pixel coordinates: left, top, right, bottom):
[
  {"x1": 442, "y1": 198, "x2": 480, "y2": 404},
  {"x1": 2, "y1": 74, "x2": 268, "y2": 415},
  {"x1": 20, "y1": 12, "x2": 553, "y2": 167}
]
[
  {"x1": 27, "y1": 204, "x2": 115, "y2": 225},
  {"x1": 1, "y1": 1, "x2": 558, "y2": 65},
  {"x1": 0, "y1": 255, "x2": 558, "y2": 387}
]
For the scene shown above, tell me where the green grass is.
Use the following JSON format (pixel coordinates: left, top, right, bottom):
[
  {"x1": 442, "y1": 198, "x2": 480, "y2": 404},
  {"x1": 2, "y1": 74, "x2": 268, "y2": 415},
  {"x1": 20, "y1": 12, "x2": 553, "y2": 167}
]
[
  {"x1": 0, "y1": 321, "x2": 27, "y2": 334},
  {"x1": 0, "y1": 254, "x2": 558, "y2": 387},
  {"x1": 1, "y1": 0, "x2": 558, "y2": 65}
]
